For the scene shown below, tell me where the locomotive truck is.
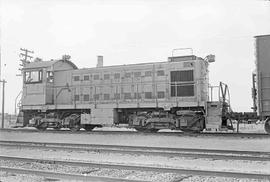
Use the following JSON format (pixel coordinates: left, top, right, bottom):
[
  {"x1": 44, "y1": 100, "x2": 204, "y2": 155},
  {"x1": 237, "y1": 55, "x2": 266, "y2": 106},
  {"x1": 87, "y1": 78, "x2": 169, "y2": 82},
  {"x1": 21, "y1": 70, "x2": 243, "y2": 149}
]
[{"x1": 16, "y1": 53, "x2": 235, "y2": 132}]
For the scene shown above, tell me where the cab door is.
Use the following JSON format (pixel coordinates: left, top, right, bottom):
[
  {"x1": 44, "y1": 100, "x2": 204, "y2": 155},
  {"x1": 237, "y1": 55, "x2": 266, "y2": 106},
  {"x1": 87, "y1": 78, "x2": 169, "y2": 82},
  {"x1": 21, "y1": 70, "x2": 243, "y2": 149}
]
[
  {"x1": 22, "y1": 69, "x2": 46, "y2": 106},
  {"x1": 45, "y1": 71, "x2": 54, "y2": 104}
]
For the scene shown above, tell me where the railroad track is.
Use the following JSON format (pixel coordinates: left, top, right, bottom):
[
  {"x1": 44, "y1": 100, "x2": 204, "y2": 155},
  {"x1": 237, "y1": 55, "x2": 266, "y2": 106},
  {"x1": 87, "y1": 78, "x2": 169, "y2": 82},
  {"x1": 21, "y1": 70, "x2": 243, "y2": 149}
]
[
  {"x1": 0, "y1": 155, "x2": 269, "y2": 180},
  {"x1": 0, "y1": 167, "x2": 147, "y2": 182},
  {"x1": 1, "y1": 140, "x2": 270, "y2": 162},
  {"x1": 1, "y1": 128, "x2": 269, "y2": 138}
]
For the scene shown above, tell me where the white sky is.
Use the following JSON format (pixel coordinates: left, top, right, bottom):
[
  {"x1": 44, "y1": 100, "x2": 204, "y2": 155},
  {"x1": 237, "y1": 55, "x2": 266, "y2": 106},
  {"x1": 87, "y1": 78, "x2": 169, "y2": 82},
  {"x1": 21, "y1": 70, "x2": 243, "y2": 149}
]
[{"x1": 0, "y1": 0, "x2": 270, "y2": 114}]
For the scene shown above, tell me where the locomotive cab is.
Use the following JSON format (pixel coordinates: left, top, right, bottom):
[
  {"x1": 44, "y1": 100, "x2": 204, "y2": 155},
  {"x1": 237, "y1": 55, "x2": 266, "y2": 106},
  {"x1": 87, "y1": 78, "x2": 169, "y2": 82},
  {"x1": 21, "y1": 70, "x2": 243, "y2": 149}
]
[{"x1": 18, "y1": 57, "x2": 78, "y2": 126}]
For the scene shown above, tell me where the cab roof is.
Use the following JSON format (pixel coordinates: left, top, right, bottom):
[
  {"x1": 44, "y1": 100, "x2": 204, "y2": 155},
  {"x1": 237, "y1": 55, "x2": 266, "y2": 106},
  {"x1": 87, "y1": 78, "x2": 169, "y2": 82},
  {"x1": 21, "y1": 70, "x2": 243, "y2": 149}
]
[{"x1": 23, "y1": 59, "x2": 78, "y2": 70}]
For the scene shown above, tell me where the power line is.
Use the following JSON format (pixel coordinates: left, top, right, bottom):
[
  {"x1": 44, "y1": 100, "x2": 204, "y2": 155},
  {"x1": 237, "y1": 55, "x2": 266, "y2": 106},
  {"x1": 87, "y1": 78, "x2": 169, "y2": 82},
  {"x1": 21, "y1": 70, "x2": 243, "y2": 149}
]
[
  {"x1": 19, "y1": 48, "x2": 34, "y2": 67},
  {"x1": 17, "y1": 48, "x2": 34, "y2": 76}
]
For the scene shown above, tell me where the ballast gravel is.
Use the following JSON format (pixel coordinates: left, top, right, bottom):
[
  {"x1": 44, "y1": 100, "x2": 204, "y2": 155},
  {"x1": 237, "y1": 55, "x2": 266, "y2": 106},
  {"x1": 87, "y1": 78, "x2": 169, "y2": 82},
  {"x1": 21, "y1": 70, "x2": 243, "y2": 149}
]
[
  {"x1": 0, "y1": 160, "x2": 269, "y2": 182},
  {"x1": 1, "y1": 129, "x2": 269, "y2": 182},
  {"x1": 1, "y1": 146, "x2": 269, "y2": 174},
  {"x1": 0, "y1": 160, "x2": 190, "y2": 182}
]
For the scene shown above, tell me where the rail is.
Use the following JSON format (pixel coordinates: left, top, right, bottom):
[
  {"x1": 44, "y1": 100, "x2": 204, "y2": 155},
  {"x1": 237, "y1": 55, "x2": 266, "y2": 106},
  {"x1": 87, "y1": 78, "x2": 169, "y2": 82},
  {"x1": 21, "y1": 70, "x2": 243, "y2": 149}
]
[
  {"x1": 0, "y1": 167, "x2": 147, "y2": 182},
  {"x1": 0, "y1": 155, "x2": 269, "y2": 180},
  {"x1": 1, "y1": 140, "x2": 270, "y2": 162},
  {"x1": 1, "y1": 128, "x2": 269, "y2": 137}
]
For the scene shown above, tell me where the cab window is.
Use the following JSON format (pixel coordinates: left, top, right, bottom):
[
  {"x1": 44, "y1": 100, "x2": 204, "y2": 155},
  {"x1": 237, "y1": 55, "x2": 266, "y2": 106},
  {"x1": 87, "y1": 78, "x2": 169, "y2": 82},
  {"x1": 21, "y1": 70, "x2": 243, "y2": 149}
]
[
  {"x1": 47, "y1": 71, "x2": 54, "y2": 83},
  {"x1": 25, "y1": 70, "x2": 43, "y2": 83}
]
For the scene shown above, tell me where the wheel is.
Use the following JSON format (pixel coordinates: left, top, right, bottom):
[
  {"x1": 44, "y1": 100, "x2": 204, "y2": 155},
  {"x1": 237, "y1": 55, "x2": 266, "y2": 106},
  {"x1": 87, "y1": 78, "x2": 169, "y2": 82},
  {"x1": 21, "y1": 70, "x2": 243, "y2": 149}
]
[
  {"x1": 84, "y1": 125, "x2": 95, "y2": 131},
  {"x1": 135, "y1": 127, "x2": 159, "y2": 133},
  {"x1": 180, "y1": 128, "x2": 200, "y2": 134},
  {"x1": 147, "y1": 128, "x2": 159, "y2": 133},
  {"x1": 68, "y1": 114, "x2": 81, "y2": 132},
  {"x1": 264, "y1": 118, "x2": 270, "y2": 134},
  {"x1": 36, "y1": 122, "x2": 48, "y2": 131},
  {"x1": 70, "y1": 124, "x2": 81, "y2": 132},
  {"x1": 179, "y1": 115, "x2": 205, "y2": 133},
  {"x1": 53, "y1": 126, "x2": 61, "y2": 131},
  {"x1": 135, "y1": 127, "x2": 146, "y2": 132}
]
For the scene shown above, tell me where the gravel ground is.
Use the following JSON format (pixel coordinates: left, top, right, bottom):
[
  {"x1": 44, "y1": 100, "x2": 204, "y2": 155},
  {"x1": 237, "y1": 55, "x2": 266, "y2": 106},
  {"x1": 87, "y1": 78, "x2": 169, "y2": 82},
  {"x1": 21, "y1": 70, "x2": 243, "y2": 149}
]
[
  {"x1": 1, "y1": 146, "x2": 269, "y2": 174},
  {"x1": 0, "y1": 129, "x2": 269, "y2": 182},
  {"x1": 0, "y1": 159, "x2": 184, "y2": 182},
  {"x1": 232, "y1": 123, "x2": 265, "y2": 133},
  {"x1": 0, "y1": 161, "x2": 269, "y2": 182},
  {"x1": 0, "y1": 171, "x2": 44, "y2": 182}
]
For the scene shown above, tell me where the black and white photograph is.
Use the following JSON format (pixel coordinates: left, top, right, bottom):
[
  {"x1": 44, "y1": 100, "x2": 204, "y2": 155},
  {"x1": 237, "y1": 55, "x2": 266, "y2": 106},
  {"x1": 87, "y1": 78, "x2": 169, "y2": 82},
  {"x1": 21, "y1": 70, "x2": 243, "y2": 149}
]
[{"x1": 0, "y1": 0, "x2": 270, "y2": 181}]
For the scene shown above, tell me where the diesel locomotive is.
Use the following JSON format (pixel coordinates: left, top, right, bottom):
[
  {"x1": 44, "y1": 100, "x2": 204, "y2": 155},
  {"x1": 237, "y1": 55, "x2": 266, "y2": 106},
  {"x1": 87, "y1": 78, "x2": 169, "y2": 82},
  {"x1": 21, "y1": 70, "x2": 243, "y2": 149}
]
[{"x1": 16, "y1": 54, "x2": 235, "y2": 132}]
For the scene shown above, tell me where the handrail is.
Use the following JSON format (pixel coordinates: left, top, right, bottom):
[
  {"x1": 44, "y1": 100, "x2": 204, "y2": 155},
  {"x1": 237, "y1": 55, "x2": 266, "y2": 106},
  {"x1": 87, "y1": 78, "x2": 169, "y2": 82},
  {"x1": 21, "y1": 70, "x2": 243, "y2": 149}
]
[{"x1": 15, "y1": 91, "x2": 22, "y2": 115}]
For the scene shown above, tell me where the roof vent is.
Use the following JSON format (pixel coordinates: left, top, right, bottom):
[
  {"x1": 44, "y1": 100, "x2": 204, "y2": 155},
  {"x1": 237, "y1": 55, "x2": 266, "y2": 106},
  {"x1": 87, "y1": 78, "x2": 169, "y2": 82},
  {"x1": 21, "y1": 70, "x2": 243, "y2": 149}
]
[
  {"x1": 97, "y1": 56, "x2": 103, "y2": 67},
  {"x1": 62, "y1": 55, "x2": 71, "y2": 61},
  {"x1": 205, "y1": 54, "x2": 215, "y2": 63},
  {"x1": 34, "y1": 57, "x2": 42, "y2": 62}
]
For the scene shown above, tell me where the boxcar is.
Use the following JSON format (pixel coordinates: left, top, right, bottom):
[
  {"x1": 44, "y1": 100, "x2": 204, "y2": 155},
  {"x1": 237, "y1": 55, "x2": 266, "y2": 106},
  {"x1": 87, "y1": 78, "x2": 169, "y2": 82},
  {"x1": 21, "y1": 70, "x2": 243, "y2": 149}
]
[{"x1": 253, "y1": 34, "x2": 270, "y2": 133}]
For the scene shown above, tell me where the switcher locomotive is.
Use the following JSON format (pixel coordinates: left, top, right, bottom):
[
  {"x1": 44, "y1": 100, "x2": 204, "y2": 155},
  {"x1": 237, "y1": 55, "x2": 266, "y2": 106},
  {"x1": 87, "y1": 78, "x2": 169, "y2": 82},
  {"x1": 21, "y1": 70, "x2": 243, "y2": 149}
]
[{"x1": 16, "y1": 54, "x2": 234, "y2": 132}]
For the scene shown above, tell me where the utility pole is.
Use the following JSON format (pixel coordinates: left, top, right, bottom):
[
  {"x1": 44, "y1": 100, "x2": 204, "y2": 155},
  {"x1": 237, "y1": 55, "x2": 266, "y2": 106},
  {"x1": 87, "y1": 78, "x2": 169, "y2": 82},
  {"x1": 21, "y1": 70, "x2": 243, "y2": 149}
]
[
  {"x1": 17, "y1": 48, "x2": 34, "y2": 76},
  {"x1": 14, "y1": 48, "x2": 34, "y2": 117},
  {"x1": 0, "y1": 46, "x2": 2, "y2": 80},
  {"x1": 19, "y1": 48, "x2": 34, "y2": 67},
  {"x1": 0, "y1": 47, "x2": 2, "y2": 128},
  {"x1": 1, "y1": 80, "x2": 6, "y2": 128}
]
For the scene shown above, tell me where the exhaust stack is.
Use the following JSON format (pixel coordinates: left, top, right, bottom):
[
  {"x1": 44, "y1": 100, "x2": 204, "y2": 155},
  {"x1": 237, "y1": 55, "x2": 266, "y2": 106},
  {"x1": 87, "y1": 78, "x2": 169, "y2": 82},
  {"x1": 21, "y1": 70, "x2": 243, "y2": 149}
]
[{"x1": 97, "y1": 56, "x2": 103, "y2": 68}]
